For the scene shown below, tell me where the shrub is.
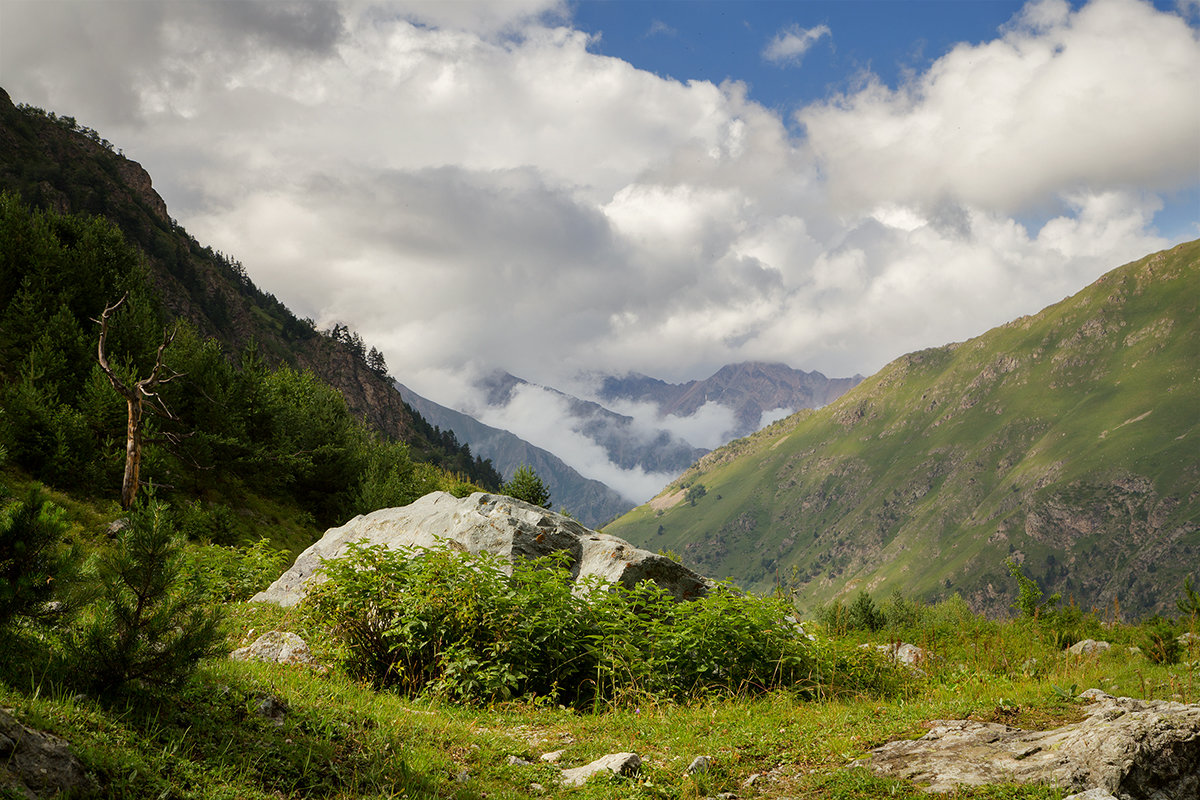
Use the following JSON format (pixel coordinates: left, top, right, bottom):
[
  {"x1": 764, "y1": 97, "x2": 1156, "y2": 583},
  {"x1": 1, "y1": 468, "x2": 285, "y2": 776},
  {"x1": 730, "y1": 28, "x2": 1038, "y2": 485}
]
[
  {"x1": 1141, "y1": 616, "x2": 1181, "y2": 665},
  {"x1": 500, "y1": 465, "x2": 551, "y2": 508},
  {"x1": 306, "y1": 544, "x2": 887, "y2": 707},
  {"x1": 0, "y1": 489, "x2": 80, "y2": 631},
  {"x1": 182, "y1": 538, "x2": 292, "y2": 603},
  {"x1": 71, "y1": 497, "x2": 226, "y2": 694},
  {"x1": 306, "y1": 543, "x2": 594, "y2": 703}
]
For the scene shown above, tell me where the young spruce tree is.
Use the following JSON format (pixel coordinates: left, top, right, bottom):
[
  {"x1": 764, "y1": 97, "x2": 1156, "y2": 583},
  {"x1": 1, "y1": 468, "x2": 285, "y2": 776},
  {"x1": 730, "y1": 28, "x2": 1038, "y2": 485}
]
[{"x1": 73, "y1": 496, "x2": 225, "y2": 694}]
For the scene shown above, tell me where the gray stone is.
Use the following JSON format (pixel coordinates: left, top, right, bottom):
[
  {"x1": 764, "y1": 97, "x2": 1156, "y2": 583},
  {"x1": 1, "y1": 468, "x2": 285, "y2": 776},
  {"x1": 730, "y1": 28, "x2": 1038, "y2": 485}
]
[
  {"x1": 861, "y1": 642, "x2": 930, "y2": 666},
  {"x1": 560, "y1": 752, "x2": 642, "y2": 787},
  {"x1": 506, "y1": 755, "x2": 532, "y2": 766},
  {"x1": 255, "y1": 695, "x2": 288, "y2": 726},
  {"x1": 1067, "y1": 639, "x2": 1112, "y2": 656},
  {"x1": 252, "y1": 492, "x2": 711, "y2": 606},
  {"x1": 1063, "y1": 790, "x2": 1121, "y2": 800},
  {"x1": 863, "y1": 693, "x2": 1200, "y2": 798},
  {"x1": 0, "y1": 708, "x2": 97, "y2": 799},
  {"x1": 685, "y1": 755, "x2": 711, "y2": 775},
  {"x1": 540, "y1": 749, "x2": 565, "y2": 763},
  {"x1": 230, "y1": 631, "x2": 318, "y2": 666}
]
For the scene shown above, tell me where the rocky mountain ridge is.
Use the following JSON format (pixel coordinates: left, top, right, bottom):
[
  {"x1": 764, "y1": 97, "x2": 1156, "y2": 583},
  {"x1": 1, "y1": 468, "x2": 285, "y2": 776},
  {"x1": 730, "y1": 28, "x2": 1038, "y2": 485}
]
[{"x1": 598, "y1": 361, "x2": 863, "y2": 437}]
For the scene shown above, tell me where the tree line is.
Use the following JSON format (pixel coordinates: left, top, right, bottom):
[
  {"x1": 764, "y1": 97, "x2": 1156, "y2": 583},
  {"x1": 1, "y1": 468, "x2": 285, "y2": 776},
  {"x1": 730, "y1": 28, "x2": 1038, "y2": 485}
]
[{"x1": 0, "y1": 192, "x2": 486, "y2": 530}]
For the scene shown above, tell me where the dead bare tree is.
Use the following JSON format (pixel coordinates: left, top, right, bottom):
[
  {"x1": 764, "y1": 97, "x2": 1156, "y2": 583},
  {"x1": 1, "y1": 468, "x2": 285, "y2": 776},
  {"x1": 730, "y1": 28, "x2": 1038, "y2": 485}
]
[{"x1": 96, "y1": 293, "x2": 182, "y2": 509}]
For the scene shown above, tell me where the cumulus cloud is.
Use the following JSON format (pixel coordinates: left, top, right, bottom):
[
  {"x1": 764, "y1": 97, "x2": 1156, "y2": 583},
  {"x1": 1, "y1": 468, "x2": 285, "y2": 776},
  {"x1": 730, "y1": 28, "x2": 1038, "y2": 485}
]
[
  {"x1": 1, "y1": 0, "x2": 1195, "y2": 498},
  {"x1": 798, "y1": 0, "x2": 1200, "y2": 215},
  {"x1": 763, "y1": 24, "x2": 831, "y2": 65}
]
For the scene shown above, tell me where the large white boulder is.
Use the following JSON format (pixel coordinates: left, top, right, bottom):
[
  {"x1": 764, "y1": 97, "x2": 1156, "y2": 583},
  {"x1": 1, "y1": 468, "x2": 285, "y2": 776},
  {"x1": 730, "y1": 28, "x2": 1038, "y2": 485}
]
[{"x1": 252, "y1": 492, "x2": 710, "y2": 606}]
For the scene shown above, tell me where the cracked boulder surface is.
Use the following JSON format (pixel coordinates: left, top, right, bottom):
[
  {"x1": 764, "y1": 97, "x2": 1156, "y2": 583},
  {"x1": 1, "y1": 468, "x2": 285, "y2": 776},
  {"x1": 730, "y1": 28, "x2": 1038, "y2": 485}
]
[{"x1": 863, "y1": 691, "x2": 1200, "y2": 799}]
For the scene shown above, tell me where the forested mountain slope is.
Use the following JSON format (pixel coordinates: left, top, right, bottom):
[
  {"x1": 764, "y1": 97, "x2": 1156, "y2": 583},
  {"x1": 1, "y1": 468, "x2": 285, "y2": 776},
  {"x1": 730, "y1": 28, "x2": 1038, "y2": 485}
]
[
  {"x1": 0, "y1": 87, "x2": 498, "y2": 488},
  {"x1": 606, "y1": 240, "x2": 1200, "y2": 619}
]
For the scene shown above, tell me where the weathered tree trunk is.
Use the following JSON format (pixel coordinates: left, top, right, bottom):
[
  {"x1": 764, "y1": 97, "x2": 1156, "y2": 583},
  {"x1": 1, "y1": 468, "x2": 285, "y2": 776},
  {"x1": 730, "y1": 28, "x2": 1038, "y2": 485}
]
[
  {"x1": 96, "y1": 294, "x2": 180, "y2": 510},
  {"x1": 120, "y1": 393, "x2": 144, "y2": 510}
]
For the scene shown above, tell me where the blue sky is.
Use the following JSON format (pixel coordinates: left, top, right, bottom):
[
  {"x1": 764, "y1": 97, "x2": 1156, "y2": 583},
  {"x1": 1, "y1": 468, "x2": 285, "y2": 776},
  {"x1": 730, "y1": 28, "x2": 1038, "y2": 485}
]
[
  {"x1": 572, "y1": 0, "x2": 1199, "y2": 239},
  {"x1": 574, "y1": 1, "x2": 1032, "y2": 111},
  {"x1": 3, "y1": 0, "x2": 1199, "y2": 499}
]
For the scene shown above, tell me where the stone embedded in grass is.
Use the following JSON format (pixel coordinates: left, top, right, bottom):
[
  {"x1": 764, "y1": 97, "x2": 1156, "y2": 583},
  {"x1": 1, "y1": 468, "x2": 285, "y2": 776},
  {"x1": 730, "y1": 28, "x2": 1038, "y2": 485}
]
[
  {"x1": 863, "y1": 692, "x2": 1200, "y2": 798},
  {"x1": 860, "y1": 641, "x2": 930, "y2": 667},
  {"x1": 0, "y1": 710, "x2": 97, "y2": 798},
  {"x1": 684, "y1": 755, "x2": 711, "y2": 775},
  {"x1": 230, "y1": 630, "x2": 319, "y2": 667},
  {"x1": 1067, "y1": 639, "x2": 1111, "y2": 656},
  {"x1": 560, "y1": 752, "x2": 641, "y2": 787}
]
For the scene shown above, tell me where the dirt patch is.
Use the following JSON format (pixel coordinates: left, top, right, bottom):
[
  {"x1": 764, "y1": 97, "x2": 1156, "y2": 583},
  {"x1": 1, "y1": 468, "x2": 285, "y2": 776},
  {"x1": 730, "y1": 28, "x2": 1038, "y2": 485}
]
[{"x1": 650, "y1": 490, "x2": 686, "y2": 512}]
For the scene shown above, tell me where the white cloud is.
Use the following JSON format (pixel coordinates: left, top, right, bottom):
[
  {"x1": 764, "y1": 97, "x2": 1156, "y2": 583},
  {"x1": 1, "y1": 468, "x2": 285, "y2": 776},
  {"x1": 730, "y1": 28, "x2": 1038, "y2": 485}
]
[
  {"x1": 468, "y1": 384, "x2": 677, "y2": 503},
  {"x1": 0, "y1": 0, "x2": 1194, "y2": 498},
  {"x1": 763, "y1": 24, "x2": 831, "y2": 66},
  {"x1": 798, "y1": 0, "x2": 1200, "y2": 216}
]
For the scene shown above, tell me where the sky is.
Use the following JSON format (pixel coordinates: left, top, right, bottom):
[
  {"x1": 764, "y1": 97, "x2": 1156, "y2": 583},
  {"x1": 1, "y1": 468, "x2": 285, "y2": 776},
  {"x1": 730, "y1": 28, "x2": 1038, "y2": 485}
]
[{"x1": 2, "y1": 0, "x2": 1199, "y2": 499}]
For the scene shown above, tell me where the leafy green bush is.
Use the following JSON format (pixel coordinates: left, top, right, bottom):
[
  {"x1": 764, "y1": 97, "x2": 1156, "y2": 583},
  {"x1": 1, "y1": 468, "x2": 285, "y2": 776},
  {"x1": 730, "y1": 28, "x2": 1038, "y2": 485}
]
[
  {"x1": 71, "y1": 497, "x2": 226, "y2": 693},
  {"x1": 306, "y1": 544, "x2": 890, "y2": 707},
  {"x1": 306, "y1": 544, "x2": 596, "y2": 703},
  {"x1": 182, "y1": 538, "x2": 292, "y2": 603}
]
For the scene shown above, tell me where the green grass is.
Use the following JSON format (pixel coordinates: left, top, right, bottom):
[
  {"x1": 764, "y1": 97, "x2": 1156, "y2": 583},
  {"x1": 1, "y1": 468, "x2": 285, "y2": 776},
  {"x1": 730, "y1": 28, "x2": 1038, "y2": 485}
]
[{"x1": 3, "y1": 599, "x2": 1197, "y2": 799}]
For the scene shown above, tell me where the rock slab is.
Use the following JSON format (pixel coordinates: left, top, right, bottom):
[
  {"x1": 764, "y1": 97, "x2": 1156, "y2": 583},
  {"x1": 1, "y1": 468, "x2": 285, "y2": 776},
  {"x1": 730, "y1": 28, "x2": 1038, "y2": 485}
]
[
  {"x1": 252, "y1": 492, "x2": 710, "y2": 606},
  {"x1": 1, "y1": 709, "x2": 96, "y2": 799},
  {"x1": 560, "y1": 752, "x2": 642, "y2": 787},
  {"x1": 863, "y1": 692, "x2": 1200, "y2": 798}
]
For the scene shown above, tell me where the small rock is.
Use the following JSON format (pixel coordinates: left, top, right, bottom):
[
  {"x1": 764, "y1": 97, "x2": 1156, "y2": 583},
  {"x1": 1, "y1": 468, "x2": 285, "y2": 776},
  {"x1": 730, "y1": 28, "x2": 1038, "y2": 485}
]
[
  {"x1": 541, "y1": 749, "x2": 565, "y2": 763},
  {"x1": 560, "y1": 752, "x2": 641, "y2": 787},
  {"x1": 231, "y1": 631, "x2": 319, "y2": 667},
  {"x1": 255, "y1": 695, "x2": 288, "y2": 726},
  {"x1": 506, "y1": 755, "x2": 532, "y2": 766},
  {"x1": 742, "y1": 772, "x2": 763, "y2": 788},
  {"x1": 861, "y1": 642, "x2": 929, "y2": 666},
  {"x1": 454, "y1": 769, "x2": 471, "y2": 783},
  {"x1": 1067, "y1": 639, "x2": 1111, "y2": 656},
  {"x1": 685, "y1": 755, "x2": 711, "y2": 775},
  {"x1": 530, "y1": 783, "x2": 545, "y2": 793},
  {"x1": 1062, "y1": 790, "x2": 1120, "y2": 800}
]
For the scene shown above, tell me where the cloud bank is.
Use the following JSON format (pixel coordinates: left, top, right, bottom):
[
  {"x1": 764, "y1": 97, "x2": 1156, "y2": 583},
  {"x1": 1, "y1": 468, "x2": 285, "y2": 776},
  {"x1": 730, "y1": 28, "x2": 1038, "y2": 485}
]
[{"x1": 2, "y1": 0, "x2": 1196, "y2": 501}]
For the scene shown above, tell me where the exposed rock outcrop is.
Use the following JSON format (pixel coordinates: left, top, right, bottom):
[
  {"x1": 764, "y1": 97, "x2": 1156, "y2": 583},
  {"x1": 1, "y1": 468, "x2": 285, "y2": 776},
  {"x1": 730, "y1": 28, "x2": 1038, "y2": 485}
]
[
  {"x1": 252, "y1": 492, "x2": 711, "y2": 606},
  {"x1": 0, "y1": 709, "x2": 96, "y2": 799},
  {"x1": 863, "y1": 691, "x2": 1200, "y2": 798}
]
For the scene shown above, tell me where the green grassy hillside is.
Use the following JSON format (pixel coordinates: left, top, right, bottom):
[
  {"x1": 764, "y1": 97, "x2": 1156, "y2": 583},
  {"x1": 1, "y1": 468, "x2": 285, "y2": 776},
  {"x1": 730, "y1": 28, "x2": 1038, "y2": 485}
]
[{"x1": 606, "y1": 240, "x2": 1200, "y2": 619}]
